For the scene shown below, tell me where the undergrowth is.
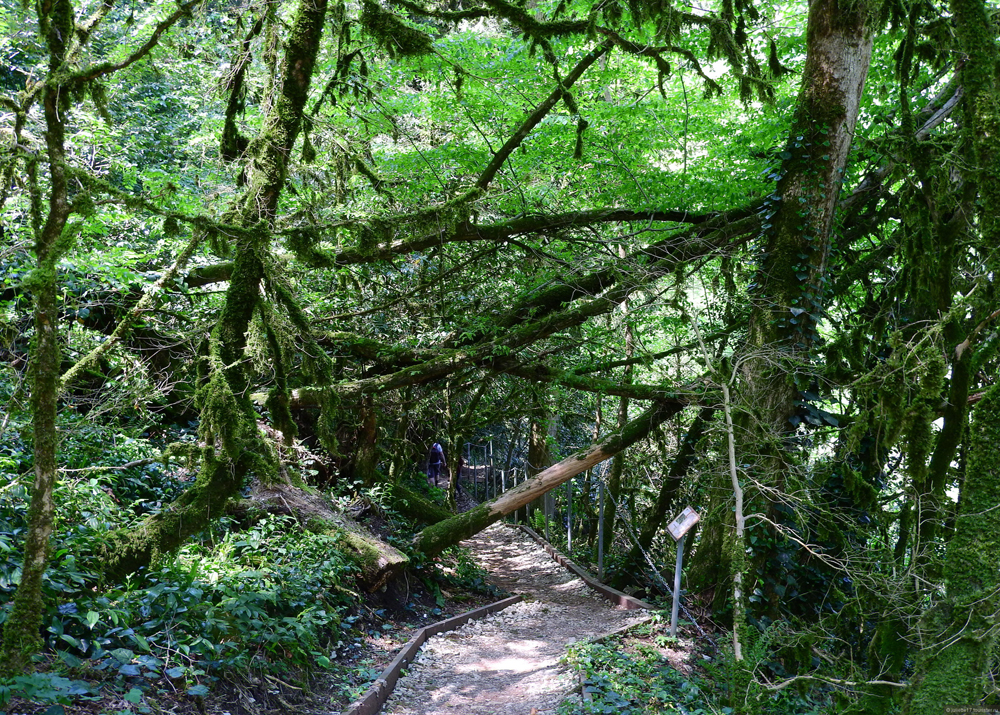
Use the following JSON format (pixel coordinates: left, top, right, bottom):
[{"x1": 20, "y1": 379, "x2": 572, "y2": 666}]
[
  {"x1": 0, "y1": 512, "x2": 358, "y2": 712},
  {"x1": 0, "y1": 414, "x2": 366, "y2": 712},
  {"x1": 559, "y1": 637, "x2": 713, "y2": 715},
  {"x1": 558, "y1": 615, "x2": 833, "y2": 715}
]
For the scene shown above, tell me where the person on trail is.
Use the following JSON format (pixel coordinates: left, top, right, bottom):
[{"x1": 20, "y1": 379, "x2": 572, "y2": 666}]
[{"x1": 428, "y1": 441, "x2": 446, "y2": 486}]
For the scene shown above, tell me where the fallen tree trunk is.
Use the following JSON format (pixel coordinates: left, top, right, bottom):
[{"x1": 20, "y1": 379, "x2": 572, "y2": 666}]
[
  {"x1": 244, "y1": 482, "x2": 408, "y2": 593},
  {"x1": 411, "y1": 398, "x2": 691, "y2": 556}
]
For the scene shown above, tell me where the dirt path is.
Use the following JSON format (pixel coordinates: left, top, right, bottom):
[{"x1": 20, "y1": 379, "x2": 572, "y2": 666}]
[{"x1": 380, "y1": 523, "x2": 650, "y2": 715}]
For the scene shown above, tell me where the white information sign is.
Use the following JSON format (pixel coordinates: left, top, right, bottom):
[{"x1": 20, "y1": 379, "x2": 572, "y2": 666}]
[{"x1": 666, "y1": 506, "x2": 700, "y2": 542}]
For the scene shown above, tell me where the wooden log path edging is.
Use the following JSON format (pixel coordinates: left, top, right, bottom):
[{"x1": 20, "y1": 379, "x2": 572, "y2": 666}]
[
  {"x1": 516, "y1": 524, "x2": 656, "y2": 611},
  {"x1": 339, "y1": 595, "x2": 523, "y2": 715}
]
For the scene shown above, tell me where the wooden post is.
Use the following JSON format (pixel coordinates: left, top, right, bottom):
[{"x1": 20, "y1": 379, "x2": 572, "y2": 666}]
[{"x1": 567, "y1": 479, "x2": 573, "y2": 551}]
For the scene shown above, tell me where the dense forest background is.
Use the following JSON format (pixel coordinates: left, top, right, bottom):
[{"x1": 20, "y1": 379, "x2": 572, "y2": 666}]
[{"x1": 1, "y1": 0, "x2": 999, "y2": 711}]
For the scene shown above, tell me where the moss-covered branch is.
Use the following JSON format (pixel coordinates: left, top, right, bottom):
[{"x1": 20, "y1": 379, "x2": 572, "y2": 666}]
[
  {"x1": 173, "y1": 206, "x2": 729, "y2": 289},
  {"x1": 64, "y1": 0, "x2": 201, "y2": 86}
]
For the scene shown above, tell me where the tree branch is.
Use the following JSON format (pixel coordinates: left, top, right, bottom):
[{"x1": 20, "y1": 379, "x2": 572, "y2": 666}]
[
  {"x1": 476, "y1": 40, "x2": 613, "y2": 190},
  {"x1": 67, "y1": 0, "x2": 201, "y2": 85}
]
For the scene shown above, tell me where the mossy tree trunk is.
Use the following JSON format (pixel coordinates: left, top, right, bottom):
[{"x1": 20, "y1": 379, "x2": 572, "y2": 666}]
[
  {"x1": 0, "y1": 0, "x2": 201, "y2": 670},
  {"x1": 915, "y1": 0, "x2": 1000, "y2": 553},
  {"x1": 0, "y1": 0, "x2": 74, "y2": 674},
  {"x1": 97, "y1": 0, "x2": 329, "y2": 580},
  {"x1": 412, "y1": 399, "x2": 686, "y2": 557},
  {"x1": 903, "y1": 5, "x2": 1000, "y2": 708},
  {"x1": 904, "y1": 383, "x2": 1000, "y2": 713},
  {"x1": 731, "y1": 0, "x2": 876, "y2": 616},
  {"x1": 747, "y1": 0, "x2": 875, "y2": 370},
  {"x1": 874, "y1": 1, "x2": 999, "y2": 700}
]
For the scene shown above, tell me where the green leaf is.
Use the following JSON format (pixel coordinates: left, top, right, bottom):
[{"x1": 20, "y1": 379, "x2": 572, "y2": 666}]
[
  {"x1": 132, "y1": 633, "x2": 151, "y2": 652},
  {"x1": 56, "y1": 650, "x2": 83, "y2": 668},
  {"x1": 124, "y1": 687, "x2": 143, "y2": 704},
  {"x1": 111, "y1": 648, "x2": 135, "y2": 665}
]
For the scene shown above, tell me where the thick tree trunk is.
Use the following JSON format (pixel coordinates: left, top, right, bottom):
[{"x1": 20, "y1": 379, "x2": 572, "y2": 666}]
[
  {"x1": 729, "y1": 0, "x2": 875, "y2": 620},
  {"x1": 412, "y1": 400, "x2": 686, "y2": 557},
  {"x1": 744, "y1": 0, "x2": 875, "y2": 423}
]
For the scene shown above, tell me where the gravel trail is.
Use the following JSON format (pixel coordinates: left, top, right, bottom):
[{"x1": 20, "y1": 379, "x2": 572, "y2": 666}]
[{"x1": 381, "y1": 523, "x2": 649, "y2": 715}]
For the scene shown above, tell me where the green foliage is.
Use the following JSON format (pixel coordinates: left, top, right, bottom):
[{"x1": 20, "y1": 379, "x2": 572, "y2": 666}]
[
  {"x1": 561, "y1": 624, "x2": 833, "y2": 715},
  {"x1": 0, "y1": 425, "x2": 356, "y2": 694},
  {"x1": 0, "y1": 672, "x2": 99, "y2": 709},
  {"x1": 560, "y1": 639, "x2": 712, "y2": 714},
  {"x1": 2, "y1": 0, "x2": 999, "y2": 705}
]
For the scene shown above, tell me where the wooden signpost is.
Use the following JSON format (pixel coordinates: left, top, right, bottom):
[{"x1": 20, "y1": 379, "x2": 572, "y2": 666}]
[{"x1": 667, "y1": 506, "x2": 700, "y2": 637}]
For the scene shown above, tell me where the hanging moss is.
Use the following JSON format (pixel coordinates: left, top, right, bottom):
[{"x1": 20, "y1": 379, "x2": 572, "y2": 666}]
[
  {"x1": 316, "y1": 391, "x2": 344, "y2": 457},
  {"x1": 263, "y1": 313, "x2": 296, "y2": 445},
  {"x1": 360, "y1": 0, "x2": 434, "y2": 57}
]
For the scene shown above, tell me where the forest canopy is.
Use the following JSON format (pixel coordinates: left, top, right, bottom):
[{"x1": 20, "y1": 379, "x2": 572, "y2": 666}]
[{"x1": 1, "y1": 0, "x2": 999, "y2": 711}]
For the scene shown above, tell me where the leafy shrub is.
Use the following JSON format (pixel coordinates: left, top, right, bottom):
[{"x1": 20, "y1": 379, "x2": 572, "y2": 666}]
[
  {"x1": 0, "y1": 410, "x2": 358, "y2": 705},
  {"x1": 559, "y1": 640, "x2": 712, "y2": 715},
  {"x1": 46, "y1": 515, "x2": 356, "y2": 681}
]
